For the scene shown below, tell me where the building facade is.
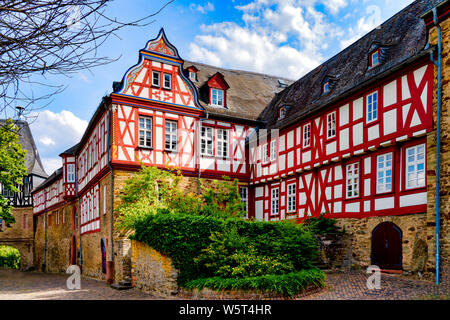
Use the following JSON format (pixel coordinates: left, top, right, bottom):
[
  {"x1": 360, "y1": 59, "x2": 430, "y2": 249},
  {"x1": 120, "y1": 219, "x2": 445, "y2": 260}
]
[{"x1": 30, "y1": 0, "x2": 449, "y2": 283}]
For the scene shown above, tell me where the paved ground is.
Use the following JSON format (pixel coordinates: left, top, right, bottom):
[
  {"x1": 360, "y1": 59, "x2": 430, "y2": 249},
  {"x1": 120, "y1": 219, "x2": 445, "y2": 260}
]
[{"x1": 0, "y1": 268, "x2": 449, "y2": 300}]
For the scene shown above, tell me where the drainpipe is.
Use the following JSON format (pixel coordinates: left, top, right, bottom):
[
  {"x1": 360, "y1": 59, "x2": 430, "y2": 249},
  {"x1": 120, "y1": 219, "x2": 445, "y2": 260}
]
[
  {"x1": 197, "y1": 112, "x2": 209, "y2": 195},
  {"x1": 106, "y1": 102, "x2": 115, "y2": 284},
  {"x1": 430, "y1": 7, "x2": 442, "y2": 286},
  {"x1": 76, "y1": 157, "x2": 82, "y2": 270},
  {"x1": 42, "y1": 192, "x2": 47, "y2": 271}
]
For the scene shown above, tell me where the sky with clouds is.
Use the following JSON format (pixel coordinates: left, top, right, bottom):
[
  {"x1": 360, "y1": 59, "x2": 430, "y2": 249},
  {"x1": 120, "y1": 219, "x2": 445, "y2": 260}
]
[{"x1": 21, "y1": 0, "x2": 415, "y2": 175}]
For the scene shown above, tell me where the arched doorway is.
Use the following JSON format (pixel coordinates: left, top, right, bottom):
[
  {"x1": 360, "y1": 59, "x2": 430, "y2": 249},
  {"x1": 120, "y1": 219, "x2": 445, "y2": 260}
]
[
  {"x1": 100, "y1": 238, "x2": 107, "y2": 274},
  {"x1": 71, "y1": 235, "x2": 77, "y2": 265},
  {"x1": 371, "y1": 222, "x2": 402, "y2": 270}
]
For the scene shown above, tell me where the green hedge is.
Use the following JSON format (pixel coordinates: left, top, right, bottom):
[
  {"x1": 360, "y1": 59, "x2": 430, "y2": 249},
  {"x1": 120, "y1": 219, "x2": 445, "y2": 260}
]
[
  {"x1": 184, "y1": 269, "x2": 325, "y2": 296},
  {"x1": 0, "y1": 245, "x2": 20, "y2": 269},
  {"x1": 130, "y1": 213, "x2": 320, "y2": 291}
]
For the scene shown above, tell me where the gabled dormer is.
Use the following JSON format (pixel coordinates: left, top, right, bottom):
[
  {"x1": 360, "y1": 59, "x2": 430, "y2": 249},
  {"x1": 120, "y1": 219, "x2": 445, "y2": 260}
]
[
  {"x1": 59, "y1": 145, "x2": 78, "y2": 199},
  {"x1": 321, "y1": 76, "x2": 338, "y2": 95},
  {"x1": 207, "y1": 72, "x2": 230, "y2": 108},
  {"x1": 367, "y1": 41, "x2": 391, "y2": 69},
  {"x1": 187, "y1": 65, "x2": 199, "y2": 82}
]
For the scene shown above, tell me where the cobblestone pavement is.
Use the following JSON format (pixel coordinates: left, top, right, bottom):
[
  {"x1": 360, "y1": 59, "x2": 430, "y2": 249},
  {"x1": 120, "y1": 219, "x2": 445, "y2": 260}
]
[
  {"x1": 1, "y1": 268, "x2": 449, "y2": 300},
  {"x1": 302, "y1": 270, "x2": 450, "y2": 300}
]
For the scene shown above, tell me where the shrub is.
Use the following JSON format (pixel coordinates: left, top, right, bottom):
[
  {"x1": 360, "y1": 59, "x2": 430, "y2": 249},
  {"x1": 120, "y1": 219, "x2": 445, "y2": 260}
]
[
  {"x1": 303, "y1": 212, "x2": 343, "y2": 235},
  {"x1": 184, "y1": 269, "x2": 326, "y2": 297},
  {"x1": 0, "y1": 245, "x2": 20, "y2": 269}
]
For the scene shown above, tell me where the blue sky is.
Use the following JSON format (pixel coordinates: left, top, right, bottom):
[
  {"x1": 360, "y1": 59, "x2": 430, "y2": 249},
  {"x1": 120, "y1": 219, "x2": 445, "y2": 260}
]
[{"x1": 24, "y1": 0, "x2": 415, "y2": 174}]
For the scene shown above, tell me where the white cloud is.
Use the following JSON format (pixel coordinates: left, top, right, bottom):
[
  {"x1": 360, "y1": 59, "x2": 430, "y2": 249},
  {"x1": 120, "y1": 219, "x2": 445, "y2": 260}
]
[
  {"x1": 29, "y1": 110, "x2": 88, "y2": 175},
  {"x1": 340, "y1": 5, "x2": 381, "y2": 49},
  {"x1": 190, "y1": 2, "x2": 215, "y2": 14},
  {"x1": 323, "y1": 0, "x2": 348, "y2": 15}
]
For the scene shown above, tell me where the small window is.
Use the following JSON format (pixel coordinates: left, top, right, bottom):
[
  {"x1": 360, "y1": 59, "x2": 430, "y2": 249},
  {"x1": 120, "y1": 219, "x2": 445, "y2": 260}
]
[
  {"x1": 371, "y1": 50, "x2": 380, "y2": 67},
  {"x1": 346, "y1": 162, "x2": 359, "y2": 198},
  {"x1": 103, "y1": 185, "x2": 107, "y2": 215},
  {"x1": 165, "y1": 120, "x2": 178, "y2": 151},
  {"x1": 405, "y1": 144, "x2": 425, "y2": 189},
  {"x1": 152, "y1": 71, "x2": 160, "y2": 87},
  {"x1": 189, "y1": 71, "x2": 197, "y2": 81},
  {"x1": 303, "y1": 123, "x2": 311, "y2": 148},
  {"x1": 23, "y1": 214, "x2": 27, "y2": 230},
  {"x1": 377, "y1": 153, "x2": 393, "y2": 193},
  {"x1": 367, "y1": 91, "x2": 378, "y2": 123},
  {"x1": 323, "y1": 81, "x2": 330, "y2": 94},
  {"x1": 287, "y1": 183, "x2": 296, "y2": 213},
  {"x1": 327, "y1": 112, "x2": 336, "y2": 139},
  {"x1": 239, "y1": 186, "x2": 248, "y2": 215},
  {"x1": 211, "y1": 88, "x2": 224, "y2": 107},
  {"x1": 163, "y1": 74, "x2": 172, "y2": 90},
  {"x1": 67, "y1": 164, "x2": 75, "y2": 183},
  {"x1": 270, "y1": 140, "x2": 277, "y2": 161},
  {"x1": 200, "y1": 126, "x2": 214, "y2": 156},
  {"x1": 139, "y1": 116, "x2": 153, "y2": 148},
  {"x1": 262, "y1": 144, "x2": 269, "y2": 163},
  {"x1": 217, "y1": 129, "x2": 229, "y2": 158},
  {"x1": 278, "y1": 106, "x2": 286, "y2": 120},
  {"x1": 271, "y1": 188, "x2": 279, "y2": 216}
]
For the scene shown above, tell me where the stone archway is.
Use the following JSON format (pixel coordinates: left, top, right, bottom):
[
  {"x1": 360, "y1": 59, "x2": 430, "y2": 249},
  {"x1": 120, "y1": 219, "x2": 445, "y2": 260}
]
[
  {"x1": 371, "y1": 222, "x2": 402, "y2": 270},
  {"x1": 0, "y1": 239, "x2": 34, "y2": 270}
]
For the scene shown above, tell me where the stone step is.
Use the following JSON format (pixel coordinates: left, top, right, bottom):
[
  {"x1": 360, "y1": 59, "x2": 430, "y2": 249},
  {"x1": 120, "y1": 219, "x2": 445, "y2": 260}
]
[{"x1": 110, "y1": 283, "x2": 133, "y2": 290}]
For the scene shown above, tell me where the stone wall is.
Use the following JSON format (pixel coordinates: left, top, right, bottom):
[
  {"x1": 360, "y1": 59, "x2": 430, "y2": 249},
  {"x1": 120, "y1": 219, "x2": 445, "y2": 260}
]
[
  {"x1": 130, "y1": 239, "x2": 178, "y2": 297},
  {"x1": 0, "y1": 207, "x2": 34, "y2": 269}
]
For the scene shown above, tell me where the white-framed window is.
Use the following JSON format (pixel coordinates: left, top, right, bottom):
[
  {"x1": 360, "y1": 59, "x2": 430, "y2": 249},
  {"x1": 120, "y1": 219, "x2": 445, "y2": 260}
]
[
  {"x1": 152, "y1": 71, "x2": 160, "y2": 87},
  {"x1": 270, "y1": 140, "x2": 277, "y2": 161},
  {"x1": 138, "y1": 116, "x2": 152, "y2": 148},
  {"x1": 67, "y1": 164, "x2": 75, "y2": 183},
  {"x1": 327, "y1": 112, "x2": 336, "y2": 139},
  {"x1": 346, "y1": 162, "x2": 359, "y2": 198},
  {"x1": 217, "y1": 129, "x2": 229, "y2": 158},
  {"x1": 200, "y1": 126, "x2": 213, "y2": 156},
  {"x1": 278, "y1": 106, "x2": 286, "y2": 120},
  {"x1": 371, "y1": 50, "x2": 380, "y2": 67},
  {"x1": 405, "y1": 144, "x2": 425, "y2": 189},
  {"x1": 165, "y1": 120, "x2": 178, "y2": 151},
  {"x1": 377, "y1": 153, "x2": 393, "y2": 193},
  {"x1": 163, "y1": 73, "x2": 172, "y2": 89},
  {"x1": 262, "y1": 144, "x2": 269, "y2": 163},
  {"x1": 271, "y1": 188, "x2": 279, "y2": 215},
  {"x1": 303, "y1": 123, "x2": 311, "y2": 148},
  {"x1": 189, "y1": 71, "x2": 196, "y2": 81},
  {"x1": 287, "y1": 183, "x2": 296, "y2": 213},
  {"x1": 367, "y1": 91, "x2": 378, "y2": 123},
  {"x1": 323, "y1": 81, "x2": 330, "y2": 93},
  {"x1": 239, "y1": 186, "x2": 248, "y2": 215},
  {"x1": 211, "y1": 88, "x2": 224, "y2": 107}
]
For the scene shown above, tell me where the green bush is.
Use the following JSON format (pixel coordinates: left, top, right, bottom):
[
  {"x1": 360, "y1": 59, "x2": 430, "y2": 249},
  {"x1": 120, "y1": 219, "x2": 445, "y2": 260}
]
[
  {"x1": 130, "y1": 212, "x2": 319, "y2": 289},
  {"x1": 184, "y1": 269, "x2": 326, "y2": 296},
  {"x1": 0, "y1": 245, "x2": 20, "y2": 269},
  {"x1": 303, "y1": 212, "x2": 343, "y2": 235}
]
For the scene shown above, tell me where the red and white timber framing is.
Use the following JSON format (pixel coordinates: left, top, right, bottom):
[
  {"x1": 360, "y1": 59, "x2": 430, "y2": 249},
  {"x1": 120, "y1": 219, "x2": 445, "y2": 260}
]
[{"x1": 250, "y1": 59, "x2": 433, "y2": 221}]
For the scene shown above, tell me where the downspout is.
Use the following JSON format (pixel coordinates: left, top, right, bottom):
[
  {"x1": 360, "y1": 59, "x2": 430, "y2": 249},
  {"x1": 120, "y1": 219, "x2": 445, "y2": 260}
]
[
  {"x1": 43, "y1": 192, "x2": 47, "y2": 271},
  {"x1": 106, "y1": 102, "x2": 115, "y2": 284},
  {"x1": 430, "y1": 7, "x2": 442, "y2": 286},
  {"x1": 197, "y1": 112, "x2": 209, "y2": 195},
  {"x1": 76, "y1": 157, "x2": 82, "y2": 270}
]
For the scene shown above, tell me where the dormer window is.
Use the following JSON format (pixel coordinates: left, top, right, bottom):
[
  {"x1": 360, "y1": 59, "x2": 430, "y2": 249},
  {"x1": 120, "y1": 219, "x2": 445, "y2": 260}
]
[
  {"x1": 370, "y1": 49, "x2": 380, "y2": 68},
  {"x1": 189, "y1": 71, "x2": 197, "y2": 81},
  {"x1": 211, "y1": 88, "x2": 224, "y2": 107},
  {"x1": 323, "y1": 81, "x2": 330, "y2": 94},
  {"x1": 278, "y1": 106, "x2": 286, "y2": 120}
]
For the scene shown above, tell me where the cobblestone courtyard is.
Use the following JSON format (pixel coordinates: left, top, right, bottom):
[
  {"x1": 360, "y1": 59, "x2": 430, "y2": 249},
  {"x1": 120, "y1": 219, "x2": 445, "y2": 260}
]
[{"x1": 0, "y1": 268, "x2": 449, "y2": 300}]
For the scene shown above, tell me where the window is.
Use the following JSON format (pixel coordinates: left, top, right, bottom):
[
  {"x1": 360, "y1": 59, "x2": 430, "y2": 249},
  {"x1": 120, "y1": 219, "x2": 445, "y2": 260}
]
[
  {"x1": 377, "y1": 153, "x2": 393, "y2": 193},
  {"x1": 303, "y1": 123, "x2": 311, "y2": 148},
  {"x1": 67, "y1": 164, "x2": 75, "y2": 183},
  {"x1": 346, "y1": 162, "x2": 359, "y2": 198},
  {"x1": 239, "y1": 186, "x2": 248, "y2": 215},
  {"x1": 103, "y1": 185, "x2": 107, "y2": 215},
  {"x1": 327, "y1": 112, "x2": 336, "y2": 139},
  {"x1": 287, "y1": 183, "x2": 296, "y2": 213},
  {"x1": 323, "y1": 81, "x2": 330, "y2": 94},
  {"x1": 138, "y1": 116, "x2": 152, "y2": 148},
  {"x1": 211, "y1": 88, "x2": 224, "y2": 107},
  {"x1": 189, "y1": 71, "x2": 196, "y2": 81},
  {"x1": 270, "y1": 140, "x2": 277, "y2": 161},
  {"x1": 217, "y1": 129, "x2": 229, "y2": 158},
  {"x1": 200, "y1": 126, "x2": 213, "y2": 156},
  {"x1": 367, "y1": 91, "x2": 378, "y2": 123},
  {"x1": 406, "y1": 144, "x2": 425, "y2": 189},
  {"x1": 152, "y1": 71, "x2": 160, "y2": 87},
  {"x1": 23, "y1": 214, "x2": 27, "y2": 230},
  {"x1": 165, "y1": 120, "x2": 178, "y2": 151},
  {"x1": 163, "y1": 74, "x2": 172, "y2": 89},
  {"x1": 262, "y1": 144, "x2": 269, "y2": 163},
  {"x1": 278, "y1": 106, "x2": 286, "y2": 120},
  {"x1": 55, "y1": 211, "x2": 59, "y2": 225},
  {"x1": 271, "y1": 188, "x2": 279, "y2": 215},
  {"x1": 371, "y1": 50, "x2": 380, "y2": 67}
]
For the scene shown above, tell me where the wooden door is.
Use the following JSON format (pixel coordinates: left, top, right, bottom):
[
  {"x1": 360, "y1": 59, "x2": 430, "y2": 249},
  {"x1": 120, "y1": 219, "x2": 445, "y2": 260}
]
[{"x1": 371, "y1": 222, "x2": 402, "y2": 270}]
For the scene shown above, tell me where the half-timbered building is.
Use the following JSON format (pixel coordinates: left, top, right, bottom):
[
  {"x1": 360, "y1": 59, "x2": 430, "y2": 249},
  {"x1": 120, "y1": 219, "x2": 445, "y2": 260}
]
[{"x1": 31, "y1": 0, "x2": 450, "y2": 282}]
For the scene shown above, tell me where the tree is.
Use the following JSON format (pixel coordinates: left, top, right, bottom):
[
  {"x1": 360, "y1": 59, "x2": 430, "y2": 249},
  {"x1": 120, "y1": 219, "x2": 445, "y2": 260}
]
[
  {"x1": 0, "y1": 119, "x2": 27, "y2": 229},
  {"x1": 0, "y1": 0, "x2": 173, "y2": 114}
]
